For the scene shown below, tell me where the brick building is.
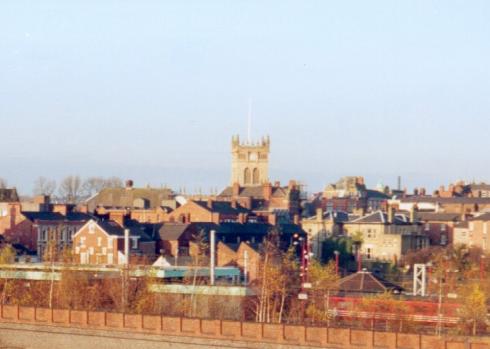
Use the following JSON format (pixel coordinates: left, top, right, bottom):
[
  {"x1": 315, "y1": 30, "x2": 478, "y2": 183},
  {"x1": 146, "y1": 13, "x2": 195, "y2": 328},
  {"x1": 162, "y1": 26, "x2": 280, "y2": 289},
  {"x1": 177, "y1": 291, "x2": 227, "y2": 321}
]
[
  {"x1": 218, "y1": 181, "x2": 302, "y2": 223},
  {"x1": 415, "y1": 211, "x2": 461, "y2": 246},
  {"x1": 165, "y1": 199, "x2": 252, "y2": 224},
  {"x1": 72, "y1": 219, "x2": 156, "y2": 265}
]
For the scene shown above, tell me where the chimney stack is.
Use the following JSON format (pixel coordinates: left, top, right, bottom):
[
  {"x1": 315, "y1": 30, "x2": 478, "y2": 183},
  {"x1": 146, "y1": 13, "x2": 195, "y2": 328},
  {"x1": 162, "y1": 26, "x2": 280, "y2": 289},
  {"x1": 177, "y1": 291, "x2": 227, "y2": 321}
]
[
  {"x1": 109, "y1": 211, "x2": 126, "y2": 227},
  {"x1": 263, "y1": 182, "x2": 272, "y2": 201},
  {"x1": 387, "y1": 204, "x2": 394, "y2": 224}
]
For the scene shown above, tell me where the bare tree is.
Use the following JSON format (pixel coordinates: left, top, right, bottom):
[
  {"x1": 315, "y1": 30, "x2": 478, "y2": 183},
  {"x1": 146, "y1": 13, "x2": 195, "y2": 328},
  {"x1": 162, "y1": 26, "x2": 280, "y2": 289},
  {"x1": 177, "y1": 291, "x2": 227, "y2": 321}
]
[
  {"x1": 82, "y1": 177, "x2": 106, "y2": 197},
  {"x1": 0, "y1": 178, "x2": 7, "y2": 189},
  {"x1": 33, "y1": 177, "x2": 56, "y2": 196},
  {"x1": 104, "y1": 176, "x2": 123, "y2": 188},
  {"x1": 58, "y1": 175, "x2": 83, "y2": 204},
  {"x1": 82, "y1": 176, "x2": 123, "y2": 197}
]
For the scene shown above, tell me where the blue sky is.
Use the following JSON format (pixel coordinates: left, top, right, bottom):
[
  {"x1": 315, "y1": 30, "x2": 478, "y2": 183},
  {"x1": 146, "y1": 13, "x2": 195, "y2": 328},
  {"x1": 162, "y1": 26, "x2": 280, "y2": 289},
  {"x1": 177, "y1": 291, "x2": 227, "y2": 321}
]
[{"x1": 1, "y1": 1, "x2": 489, "y2": 195}]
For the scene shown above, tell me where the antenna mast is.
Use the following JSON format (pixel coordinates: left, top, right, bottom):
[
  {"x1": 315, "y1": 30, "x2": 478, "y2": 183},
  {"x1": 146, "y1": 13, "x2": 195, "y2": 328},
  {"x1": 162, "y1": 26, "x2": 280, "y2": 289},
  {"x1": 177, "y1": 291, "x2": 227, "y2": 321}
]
[{"x1": 247, "y1": 98, "x2": 252, "y2": 143}]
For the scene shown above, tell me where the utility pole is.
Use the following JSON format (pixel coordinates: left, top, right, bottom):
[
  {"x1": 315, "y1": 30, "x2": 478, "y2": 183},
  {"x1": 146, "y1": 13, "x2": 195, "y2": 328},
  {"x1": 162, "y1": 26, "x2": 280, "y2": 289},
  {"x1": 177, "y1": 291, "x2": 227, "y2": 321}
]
[{"x1": 210, "y1": 229, "x2": 216, "y2": 286}]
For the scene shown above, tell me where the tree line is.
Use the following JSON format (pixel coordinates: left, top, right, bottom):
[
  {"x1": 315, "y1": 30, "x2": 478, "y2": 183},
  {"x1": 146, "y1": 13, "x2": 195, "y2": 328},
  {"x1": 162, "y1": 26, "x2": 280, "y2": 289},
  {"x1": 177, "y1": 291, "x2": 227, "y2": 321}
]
[{"x1": 0, "y1": 176, "x2": 124, "y2": 204}]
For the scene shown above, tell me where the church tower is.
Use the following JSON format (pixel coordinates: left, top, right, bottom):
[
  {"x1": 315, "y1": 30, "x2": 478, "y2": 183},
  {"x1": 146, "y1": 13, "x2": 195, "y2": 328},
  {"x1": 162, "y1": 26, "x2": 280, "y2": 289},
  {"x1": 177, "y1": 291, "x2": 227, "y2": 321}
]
[{"x1": 231, "y1": 135, "x2": 270, "y2": 186}]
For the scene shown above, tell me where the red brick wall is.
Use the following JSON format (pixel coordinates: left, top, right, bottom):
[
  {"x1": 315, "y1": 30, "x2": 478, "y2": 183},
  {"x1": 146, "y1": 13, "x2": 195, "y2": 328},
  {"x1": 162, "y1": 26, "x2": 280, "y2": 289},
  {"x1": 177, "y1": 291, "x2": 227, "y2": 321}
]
[{"x1": 0, "y1": 304, "x2": 488, "y2": 348}]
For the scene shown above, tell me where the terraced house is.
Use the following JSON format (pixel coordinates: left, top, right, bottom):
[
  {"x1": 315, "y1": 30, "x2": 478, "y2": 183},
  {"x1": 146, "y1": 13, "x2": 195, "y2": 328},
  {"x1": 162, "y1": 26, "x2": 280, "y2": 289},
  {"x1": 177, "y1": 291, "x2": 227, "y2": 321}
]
[{"x1": 343, "y1": 208, "x2": 428, "y2": 262}]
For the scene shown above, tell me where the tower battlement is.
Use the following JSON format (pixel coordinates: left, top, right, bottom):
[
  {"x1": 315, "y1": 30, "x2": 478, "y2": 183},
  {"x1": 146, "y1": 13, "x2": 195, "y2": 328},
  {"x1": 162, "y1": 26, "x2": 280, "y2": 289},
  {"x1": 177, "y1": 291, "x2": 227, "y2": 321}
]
[
  {"x1": 231, "y1": 135, "x2": 270, "y2": 186},
  {"x1": 231, "y1": 135, "x2": 270, "y2": 149}
]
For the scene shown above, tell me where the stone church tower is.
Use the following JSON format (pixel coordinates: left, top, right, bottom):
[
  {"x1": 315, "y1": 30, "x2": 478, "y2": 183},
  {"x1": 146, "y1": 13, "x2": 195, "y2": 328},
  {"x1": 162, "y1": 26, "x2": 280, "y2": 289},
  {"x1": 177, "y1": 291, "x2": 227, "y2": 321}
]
[{"x1": 231, "y1": 135, "x2": 270, "y2": 186}]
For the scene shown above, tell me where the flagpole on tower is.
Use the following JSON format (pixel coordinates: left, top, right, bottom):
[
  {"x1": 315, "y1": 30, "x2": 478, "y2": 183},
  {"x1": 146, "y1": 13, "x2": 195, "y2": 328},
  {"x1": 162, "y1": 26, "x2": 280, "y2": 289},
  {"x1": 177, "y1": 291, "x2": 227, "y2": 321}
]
[{"x1": 247, "y1": 98, "x2": 252, "y2": 143}]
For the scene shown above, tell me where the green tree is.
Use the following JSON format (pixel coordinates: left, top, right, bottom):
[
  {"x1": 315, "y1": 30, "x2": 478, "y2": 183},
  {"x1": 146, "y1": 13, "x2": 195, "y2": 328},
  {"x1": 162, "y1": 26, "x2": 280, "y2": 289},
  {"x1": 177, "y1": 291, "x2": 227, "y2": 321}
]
[
  {"x1": 0, "y1": 244, "x2": 16, "y2": 305},
  {"x1": 459, "y1": 283, "x2": 488, "y2": 335}
]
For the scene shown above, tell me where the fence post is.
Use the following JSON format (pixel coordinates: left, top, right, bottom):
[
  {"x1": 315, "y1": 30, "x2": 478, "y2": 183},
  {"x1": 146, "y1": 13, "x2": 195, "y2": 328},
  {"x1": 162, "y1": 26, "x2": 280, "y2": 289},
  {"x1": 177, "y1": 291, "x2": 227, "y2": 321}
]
[{"x1": 16, "y1": 304, "x2": 20, "y2": 321}]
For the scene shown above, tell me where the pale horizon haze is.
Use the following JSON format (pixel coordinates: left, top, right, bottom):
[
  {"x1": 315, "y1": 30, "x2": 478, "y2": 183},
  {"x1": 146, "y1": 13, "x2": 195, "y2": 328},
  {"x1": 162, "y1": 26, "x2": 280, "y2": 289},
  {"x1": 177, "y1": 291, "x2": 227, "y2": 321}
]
[{"x1": 1, "y1": 1, "x2": 490, "y2": 196}]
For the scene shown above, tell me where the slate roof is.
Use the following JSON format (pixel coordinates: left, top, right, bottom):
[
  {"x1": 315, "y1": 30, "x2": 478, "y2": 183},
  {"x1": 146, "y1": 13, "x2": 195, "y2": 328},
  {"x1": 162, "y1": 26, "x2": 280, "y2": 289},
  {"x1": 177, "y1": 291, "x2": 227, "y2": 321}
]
[
  {"x1": 348, "y1": 211, "x2": 411, "y2": 225},
  {"x1": 97, "y1": 220, "x2": 156, "y2": 241},
  {"x1": 304, "y1": 211, "x2": 350, "y2": 223},
  {"x1": 336, "y1": 271, "x2": 403, "y2": 294},
  {"x1": 400, "y1": 197, "x2": 490, "y2": 204},
  {"x1": 469, "y1": 212, "x2": 490, "y2": 221},
  {"x1": 156, "y1": 222, "x2": 305, "y2": 242},
  {"x1": 416, "y1": 212, "x2": 461, "y2": 222},
  {"x1": 85, "y1": 187, "x2": 174, "y2": 210},
  {"x1": 0, "y1": 189, "x2": 19, "y2": 202},
  {"x1": 365, "y1": 189, "x2": 391, "y2": 200},
  {"x1": 22, "y1": 211, "x2": 93, "y2": 222},
  {"x1": 218, "y1": 185, "x2": 289, "y2": 199},
  {"x1": 193, "y1": 200, "x2": 250, "y2": 214}
]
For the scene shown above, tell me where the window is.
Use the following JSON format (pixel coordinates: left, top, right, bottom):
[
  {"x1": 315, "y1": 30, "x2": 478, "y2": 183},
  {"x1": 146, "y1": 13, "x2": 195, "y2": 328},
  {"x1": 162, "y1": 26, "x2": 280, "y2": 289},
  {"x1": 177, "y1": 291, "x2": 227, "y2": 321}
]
[
  {"x1": 40, "y1": 229, "x2": 47, "y2": 242},
  {"x1": 244, "y1": 168, "x2": 251, "y2": 184},
  {"x1": 425, "y1": 223, "x2": 430, "y2": 231},
  {"x1": 89, "y1": 247, "x2": 94, "y2": 255},
  {"x1": 107, "y1": 237, "x2": 113, "y2": 248},
  {"x1": 252, "y1": 168, "x2": 259, "y2": 184},
  {"x1": 88, "y1": 222, "x2": 95, "y2": 234},
  {"x1": 367, "y1": 248, "x2": 372, "y2": 259},
  {"x1": 97, "y1": 237, "x2": 102, "y2": 247},
  {"x1": 80, "y1": 237, "x2": 86, "y2": 247},
  {"x1": 440, "y1": 224, "x2": 446, "y2": 232},
  {"x1": 441, "y1": 234, "x2": 447, "y2": 245},
  {"x1": 131, "y1": 237, "x2": 138, "y2": 249}
]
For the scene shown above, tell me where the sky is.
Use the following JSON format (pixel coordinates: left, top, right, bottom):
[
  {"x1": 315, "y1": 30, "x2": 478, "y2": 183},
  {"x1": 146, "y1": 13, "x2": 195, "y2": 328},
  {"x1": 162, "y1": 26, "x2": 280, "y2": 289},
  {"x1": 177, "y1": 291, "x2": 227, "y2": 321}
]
[{"x1": 1, "y1": 1, "x2": 490, "y2": 196}]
